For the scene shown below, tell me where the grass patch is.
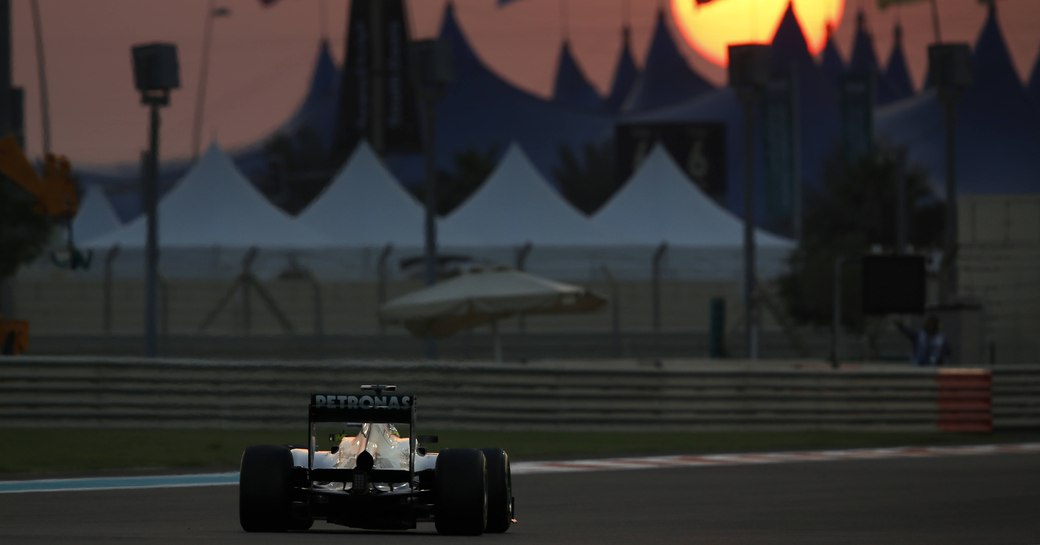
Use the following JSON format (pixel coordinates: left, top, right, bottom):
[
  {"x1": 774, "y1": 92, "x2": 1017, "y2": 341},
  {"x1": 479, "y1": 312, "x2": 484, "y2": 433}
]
[
  {"x1": 0, "y1": 428, "x2": 299, "y2": 476},
  {"x1": 0, "y1": 428, "x2": 1035, "y2": 477}
]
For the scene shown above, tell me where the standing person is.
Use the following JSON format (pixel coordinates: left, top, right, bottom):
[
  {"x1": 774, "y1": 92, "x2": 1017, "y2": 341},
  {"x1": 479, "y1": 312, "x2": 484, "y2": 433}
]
[{"x1": 896, "y1": 315, "x2": 952, "y2": 366}]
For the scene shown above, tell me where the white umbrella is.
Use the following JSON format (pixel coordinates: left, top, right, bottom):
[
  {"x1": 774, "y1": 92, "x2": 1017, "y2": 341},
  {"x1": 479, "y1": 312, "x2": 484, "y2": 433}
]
[{"x1": 379, "y1": 269, "x2": 606, "y2": 361}]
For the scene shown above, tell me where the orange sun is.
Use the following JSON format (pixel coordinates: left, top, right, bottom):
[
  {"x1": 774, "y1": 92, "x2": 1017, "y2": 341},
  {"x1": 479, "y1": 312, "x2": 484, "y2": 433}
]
[{"x1": 671, "y1": 0, "x2": 845, "y2": 67}]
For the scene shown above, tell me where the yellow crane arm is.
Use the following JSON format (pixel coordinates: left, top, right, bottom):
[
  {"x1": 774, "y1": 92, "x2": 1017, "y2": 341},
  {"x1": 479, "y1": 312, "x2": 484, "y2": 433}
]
[
  {"x1": 0, "y1": 137, "x2": 84, "y2": 356},
  {"x1": 0, "y1": 135, "x2": 78, "y2": 219}
]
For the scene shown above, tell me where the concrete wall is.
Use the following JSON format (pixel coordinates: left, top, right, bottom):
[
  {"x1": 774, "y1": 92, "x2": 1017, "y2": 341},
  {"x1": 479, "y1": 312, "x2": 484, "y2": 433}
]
[{"x1": 958, "y1": 195, "x2": 1040, "y2": 363}]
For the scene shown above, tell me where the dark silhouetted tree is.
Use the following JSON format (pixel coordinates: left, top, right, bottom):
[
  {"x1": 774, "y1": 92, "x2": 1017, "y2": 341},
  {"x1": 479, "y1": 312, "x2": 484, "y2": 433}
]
[
  {"x1": 0, "y1": 179, "x2": 55, "y2": 281},
  {"x1": 409, "y1": 146, "x2": 499, "y2": 216},
  {"x1": 778, "y1": 143, "x2": 944, "y2": 332},
  {"x1": 261, "y1": 126, "x2": 338, "y2": 213},
  {"x1": 553, "y1": 140, "x2": 618, "y2": 215}
]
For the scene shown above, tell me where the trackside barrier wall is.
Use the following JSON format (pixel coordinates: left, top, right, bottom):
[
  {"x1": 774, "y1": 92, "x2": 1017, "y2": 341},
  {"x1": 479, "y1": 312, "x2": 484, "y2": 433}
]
[
  {"x1": 936, "y1": 369, "x2": 992, "y2": 433},
  {"x1": 0, "y1": 358, "x2": 1031, "y2": 431},
  {"x1": 991, "y1": 365, "x2": 1040, "y2": 429}
]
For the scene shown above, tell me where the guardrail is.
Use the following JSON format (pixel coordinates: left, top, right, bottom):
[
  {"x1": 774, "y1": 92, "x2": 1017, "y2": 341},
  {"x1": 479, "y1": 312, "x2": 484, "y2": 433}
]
[
  {"x1": 0, "y1": 358, "x2": 1034, "y2": 431},
  {"x1": 992, "y1": 365, "x2": 1040, "y2": 430}
]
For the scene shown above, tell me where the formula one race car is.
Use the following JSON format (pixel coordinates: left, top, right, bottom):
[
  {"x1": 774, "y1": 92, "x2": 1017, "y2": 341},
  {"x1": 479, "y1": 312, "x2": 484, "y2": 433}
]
[{"x1": 238, "y1": 385, "x2": 515, "y2": 535}]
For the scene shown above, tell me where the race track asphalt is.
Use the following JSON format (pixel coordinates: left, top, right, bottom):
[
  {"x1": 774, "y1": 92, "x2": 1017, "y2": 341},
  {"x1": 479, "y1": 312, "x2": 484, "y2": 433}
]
[{"x1": 1, "y1": 452, "x2": 1037, "y2": 544}]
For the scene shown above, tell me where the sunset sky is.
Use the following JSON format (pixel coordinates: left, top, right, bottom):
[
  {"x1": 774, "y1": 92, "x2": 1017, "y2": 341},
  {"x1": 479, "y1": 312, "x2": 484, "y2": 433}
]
[{"x1": 9, "y1": 0, "x2": 1040, "y2": 167}]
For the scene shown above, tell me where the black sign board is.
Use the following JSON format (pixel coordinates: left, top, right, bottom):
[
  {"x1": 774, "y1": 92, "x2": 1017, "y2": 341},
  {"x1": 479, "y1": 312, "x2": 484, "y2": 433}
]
[{"x1": 861, "y1": 255, "x2": 926, "y2": 315}]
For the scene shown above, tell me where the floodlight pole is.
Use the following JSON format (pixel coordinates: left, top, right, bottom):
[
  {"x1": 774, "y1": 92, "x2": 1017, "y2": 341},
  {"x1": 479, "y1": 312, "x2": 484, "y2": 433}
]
[
  {"x1": 410, "y1": 39, "x2": 452, "y2": 361},
  {"x1": 132, "y1": 42, "x2": 179, "y2": 358},
  {"x1": 0, "y1": 0, "x2": 14, "y2": 320},
  {"x1": 739, "y1": 93, "x2": 759, "y2": 360},
  {"x1": 928, "y1": 43, "x2": 971, "y2": 305},
  {"x1": 0, "y1": 0, "x2": 10, "y2": 142},
  {"x1": 941, "y1": 96, "x2": 958, "y2": 302},
  {"x1": 144, "y1": 96, "x2": 163, "y2": 357},
  {"x1": 728, "y1": 44, "x2": 769, "y2": 361},
  {"x1": 421, "y1": 95, "x2": 439, "y2": 360},
  {"x1": 421, "y1": 99, "x2": 438, "y2": 290}
]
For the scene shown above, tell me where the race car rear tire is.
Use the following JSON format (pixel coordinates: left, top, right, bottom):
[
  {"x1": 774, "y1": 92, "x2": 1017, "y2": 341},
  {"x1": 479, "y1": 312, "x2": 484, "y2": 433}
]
[
  {"x1": 239, "y1": 445, "x2": 295, "y2": 532},
  {"x1": 481, "y1": 448, "x2": 513, "y2": 533},
  {"x1": 434, "y1": 448, "x2": 487, "y2": 536}
]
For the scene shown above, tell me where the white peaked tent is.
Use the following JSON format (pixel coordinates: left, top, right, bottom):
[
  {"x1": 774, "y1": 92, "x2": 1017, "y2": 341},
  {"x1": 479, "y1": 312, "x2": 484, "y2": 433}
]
[
  {"x1": 298, "y1": 141, "x2": 425, "y2": 247},
  {"x1": 593, "y1": 145, "x2": 793, "y2": 249},
  {"x1": 71, "y1": 186, "x2": 121, "y2": 243},
  {"x1": 440, "y1": 143, "x2": 607, "y2": 246},
  {"x1": 84, "y1": 144, "x2": 332, "y2": 249}
]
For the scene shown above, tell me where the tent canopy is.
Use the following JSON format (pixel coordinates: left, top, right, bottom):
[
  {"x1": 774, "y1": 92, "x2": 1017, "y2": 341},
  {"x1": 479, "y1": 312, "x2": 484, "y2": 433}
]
[
  {"x1": 621, "y1": 8, "x2": 713, "y2": 113},
  {"x1": 84, "y1": 144, "x2": 332, "y2": 249},
  {"x1": 876, "y1": 7, "x2": 1040, "y2": 195},
  {"x1": 552, "y1": 41, "x2": 602, "y2": 111},
  {"x1": 818, "y1": 26, "x2": 844, "y2": 85},
  {"x1": 593, "y1": 145, "x2": 794, "y2": 248},
  {"x1": 603, "y1": 26, "x2": 639, "y2": 113},
  {"x1": 71, "y1": 185, "x2": 121, "y2": 243},
  {"x1": 298, "y1": 141, "x2": 424, "y2": 247},
  {"x1": 440, "y1": 143, "x2": 609, "y2": 246},
  {"x1": 400, "y1": 3, "x2": 612, "y2": 183},
  {"x1": 881, "y1": 22, "x2": 915, "y2": 104}
]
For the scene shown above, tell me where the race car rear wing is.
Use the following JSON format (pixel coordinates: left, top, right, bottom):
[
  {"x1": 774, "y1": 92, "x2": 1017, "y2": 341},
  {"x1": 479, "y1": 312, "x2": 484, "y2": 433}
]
[
  {"x1": 307, "y1": 392, "x2": 418, "y2": 485},
  {"x1": 309, "y1": 393, "x2": 414, "y2": 424}
]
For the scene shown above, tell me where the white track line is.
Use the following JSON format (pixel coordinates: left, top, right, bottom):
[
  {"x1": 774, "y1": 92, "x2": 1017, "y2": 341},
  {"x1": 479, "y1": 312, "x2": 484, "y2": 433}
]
[{"x1": 509, "y1": 442, "x2": 1040, "y2": 475}]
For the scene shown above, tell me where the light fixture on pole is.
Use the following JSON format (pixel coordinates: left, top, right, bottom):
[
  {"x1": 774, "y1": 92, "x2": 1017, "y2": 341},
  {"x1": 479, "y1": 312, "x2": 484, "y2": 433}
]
[
  {"x1": 131, "y1": 42, "x2": 179, "y2": 357},
  {"x1": 728, "y1": 43, "x2": 770, "y2": 360}
]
